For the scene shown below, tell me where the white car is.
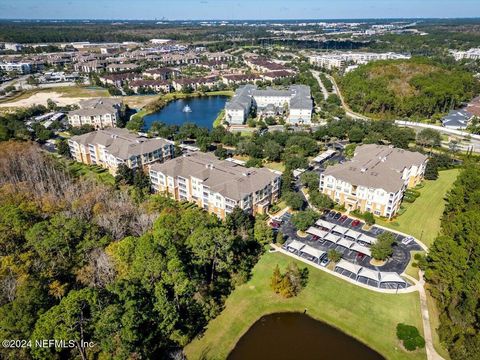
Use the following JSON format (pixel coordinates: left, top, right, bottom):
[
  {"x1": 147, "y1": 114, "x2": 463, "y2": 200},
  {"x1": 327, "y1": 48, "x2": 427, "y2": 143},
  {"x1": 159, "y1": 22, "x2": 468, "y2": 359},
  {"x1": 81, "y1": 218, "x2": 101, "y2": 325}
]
[{"x1": 401, "y1": 237, "x2": 414, "y2": 245}]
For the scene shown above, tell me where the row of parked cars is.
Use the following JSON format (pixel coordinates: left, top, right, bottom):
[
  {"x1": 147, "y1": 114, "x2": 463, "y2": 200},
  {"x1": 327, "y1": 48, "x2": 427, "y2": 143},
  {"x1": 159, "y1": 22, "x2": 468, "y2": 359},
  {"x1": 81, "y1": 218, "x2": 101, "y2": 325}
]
[{"x1": 325, "y1": 210, "x2": 362, "y2": 227}]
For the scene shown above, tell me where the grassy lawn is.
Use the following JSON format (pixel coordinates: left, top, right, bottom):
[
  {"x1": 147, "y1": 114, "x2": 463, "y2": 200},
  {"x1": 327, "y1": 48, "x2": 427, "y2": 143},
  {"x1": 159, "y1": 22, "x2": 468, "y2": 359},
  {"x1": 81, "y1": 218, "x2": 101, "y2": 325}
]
[
  {"x1": 376, "y1": 169, "x2": 460, "y2": 248},
  {"x1": 65, "y1": 161, "x2": 115, "y2": 186},
  {"x1": 213, "y1": 109, "x2": 225, "y2": 128},
  {"x1": 185, "y1": 251, "x2": 426, "y2": 360},
  {"x1": 264, "y1": 161, "x2": 285, "y2": 172},
  {"x1": 404, "y1": 251, "x2": 425, "y2": 281}
]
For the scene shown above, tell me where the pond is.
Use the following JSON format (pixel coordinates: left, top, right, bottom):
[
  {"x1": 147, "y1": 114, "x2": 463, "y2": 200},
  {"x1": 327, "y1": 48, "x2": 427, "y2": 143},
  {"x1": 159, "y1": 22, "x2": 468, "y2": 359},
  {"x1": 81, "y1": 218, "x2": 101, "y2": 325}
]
[
  {"x1": 228, "y1": 312, "x2": 384, "y2": 360},
  {"x1": 143, "y1": 95, "x2": 228, "y2": 130}
]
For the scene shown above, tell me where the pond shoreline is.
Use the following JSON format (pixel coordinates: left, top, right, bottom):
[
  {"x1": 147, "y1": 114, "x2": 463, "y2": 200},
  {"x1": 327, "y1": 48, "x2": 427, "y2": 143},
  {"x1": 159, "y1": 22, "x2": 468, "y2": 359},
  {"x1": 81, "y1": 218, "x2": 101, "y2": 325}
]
[
  {"x1": 227, "y1": 312, "x2": 385, "y2": 360},
  {"x1": 130, "y1": 90, "x2": 233, "y2": 129}
]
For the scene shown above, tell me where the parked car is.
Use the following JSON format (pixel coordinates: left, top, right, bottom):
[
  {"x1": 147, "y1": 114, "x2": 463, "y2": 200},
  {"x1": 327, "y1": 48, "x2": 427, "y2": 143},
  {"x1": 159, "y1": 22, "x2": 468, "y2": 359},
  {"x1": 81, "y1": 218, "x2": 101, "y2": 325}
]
[
  {"x1": 334, "y1": 212, "x2": 342, "y2": 220},
  {"x1": 270, "y1": 221, "x2": 281, "y2": 229},
  {"x1": 339, "y1": 215, "x2": 348, "y2": 223},
  {"x1": 401, "y1": 236, "x2": 414, "y2": 245},
  {"x1": 320, "y1": 256, "x2": 329, "y2": 267},
  {"x1": 328, "y1": 211, "x2": 337, "y2": 218},
  {"x1": 351, "y1": 219, "x2": 361, "y2": 227}
]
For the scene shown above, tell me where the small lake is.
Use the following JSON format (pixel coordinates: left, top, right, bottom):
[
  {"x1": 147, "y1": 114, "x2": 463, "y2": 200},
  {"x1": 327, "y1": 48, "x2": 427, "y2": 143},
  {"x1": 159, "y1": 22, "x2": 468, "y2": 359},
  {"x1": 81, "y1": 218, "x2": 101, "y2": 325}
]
[
  {"x1": 143, "y1": 95, "x2": 228, "y2": 130},
  {"x1": 228, "y1": 313, "x2": 384, "y2": 360}
]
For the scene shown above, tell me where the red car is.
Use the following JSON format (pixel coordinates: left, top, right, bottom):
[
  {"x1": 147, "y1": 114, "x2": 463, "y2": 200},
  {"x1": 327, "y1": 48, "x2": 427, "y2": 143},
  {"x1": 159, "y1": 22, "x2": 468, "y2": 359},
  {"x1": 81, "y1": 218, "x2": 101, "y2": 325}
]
[
  {"x1": 339, "y1": 215, "x2": 348, "y2": 223},
  {"x1": 351, "y1": 219, "x2": 361, "y2": 227},
  {"x1": 270, "y1": 221, "x2": 281, "y2": 229}
]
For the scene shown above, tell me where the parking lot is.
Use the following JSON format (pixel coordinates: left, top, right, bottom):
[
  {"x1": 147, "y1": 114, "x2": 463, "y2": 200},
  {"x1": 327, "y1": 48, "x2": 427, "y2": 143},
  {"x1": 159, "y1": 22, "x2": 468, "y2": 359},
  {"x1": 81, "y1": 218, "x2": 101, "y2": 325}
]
[{"x1": 276, "y1": 211, "x2": 422, "y2": 275}]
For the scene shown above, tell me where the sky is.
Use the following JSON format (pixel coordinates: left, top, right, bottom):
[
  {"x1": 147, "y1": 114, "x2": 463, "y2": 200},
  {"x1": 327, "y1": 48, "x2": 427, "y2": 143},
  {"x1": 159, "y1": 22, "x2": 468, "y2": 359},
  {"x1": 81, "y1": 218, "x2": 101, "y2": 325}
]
[{"x1": 0, "y1": 0, "x2": 479, "y2": 20}]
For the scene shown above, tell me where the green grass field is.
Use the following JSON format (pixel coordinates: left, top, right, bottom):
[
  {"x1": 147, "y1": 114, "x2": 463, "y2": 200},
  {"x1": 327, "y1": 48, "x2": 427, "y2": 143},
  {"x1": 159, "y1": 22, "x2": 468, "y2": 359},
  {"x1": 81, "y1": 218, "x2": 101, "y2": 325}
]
[
  {"x1": 185, "y1": 251, "x2": 426, "y2": 360},
  {"x1": 377, "y1": 169, "x2": 460, "y2": 248},
  {"x1": 65, "y1": 161, "x2": 115, "y2": 186}
]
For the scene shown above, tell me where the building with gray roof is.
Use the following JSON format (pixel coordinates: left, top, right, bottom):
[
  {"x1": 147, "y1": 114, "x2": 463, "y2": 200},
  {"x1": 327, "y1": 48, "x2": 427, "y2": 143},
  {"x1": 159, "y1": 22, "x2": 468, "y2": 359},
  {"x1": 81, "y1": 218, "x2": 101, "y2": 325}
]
[
  {"x1": 149, "y1": 151, "x2": 281, "y2": 219},
  {"x1": 67, "y1": 98, "x2": 123, "y2": 129},
  {"x1": 68, "y1": 128, "x2": 173, "y2": 175},
  {"x1": 320, "y1": 144, "x2": 428, "y2": 218},
  {"x1": 224, "y1": 84, "x2": 313, "y2": 125}
]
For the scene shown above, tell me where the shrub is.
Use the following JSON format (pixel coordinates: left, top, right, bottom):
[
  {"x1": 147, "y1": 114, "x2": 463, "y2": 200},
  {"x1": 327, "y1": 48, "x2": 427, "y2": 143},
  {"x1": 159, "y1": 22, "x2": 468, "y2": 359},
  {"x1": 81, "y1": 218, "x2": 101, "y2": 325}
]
[{"x1": 396, "y1": 323, "x2": 425, "y2": 351}]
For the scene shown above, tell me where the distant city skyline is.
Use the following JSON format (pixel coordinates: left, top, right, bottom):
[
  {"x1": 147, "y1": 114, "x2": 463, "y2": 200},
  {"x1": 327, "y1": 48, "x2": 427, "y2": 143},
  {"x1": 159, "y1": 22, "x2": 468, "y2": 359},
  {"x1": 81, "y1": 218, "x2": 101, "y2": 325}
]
[{"x1": 0, "y1": 0, "x2": 479, "y2": 20}]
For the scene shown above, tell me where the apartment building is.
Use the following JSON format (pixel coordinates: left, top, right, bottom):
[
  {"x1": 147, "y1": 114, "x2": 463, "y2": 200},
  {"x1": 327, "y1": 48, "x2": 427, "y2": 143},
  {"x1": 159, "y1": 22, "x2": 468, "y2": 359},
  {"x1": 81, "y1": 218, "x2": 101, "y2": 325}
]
[
  {"x1": 309, "y1": 51, "x2": 410, "y2": 70},
  {"x1": 319, "y1": 145, "x2": 428, "y2": 218},
  {"x1": 67, "y1": 98, "x2": 122, "y2": 129},
  {"x1": 225, "y1": 84, "x2": 313, "y2": 125},
  {"x1": 68, "y1": 128, "x2": 174, "y2": 175},
  {"x1": 149, "y1": 152, "x2": 281, "y2": 219}
]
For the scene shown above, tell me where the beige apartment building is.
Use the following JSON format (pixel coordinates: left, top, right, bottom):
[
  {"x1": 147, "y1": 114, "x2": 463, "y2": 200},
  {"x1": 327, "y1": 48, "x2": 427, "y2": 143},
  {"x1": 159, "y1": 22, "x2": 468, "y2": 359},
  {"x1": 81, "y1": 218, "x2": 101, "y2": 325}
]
[
  {"x1": 320, "y1": 145, "x2": 428, "y2": 218},
  {"x1": 149, "y1": 152, "x2": 281, "y2": 219},
  {"x1": 68, "y1": 128, "x2": 174, "y2": 175},
  {"x1": 67, "y1": 98, "x2": 123, "y2": 129}
]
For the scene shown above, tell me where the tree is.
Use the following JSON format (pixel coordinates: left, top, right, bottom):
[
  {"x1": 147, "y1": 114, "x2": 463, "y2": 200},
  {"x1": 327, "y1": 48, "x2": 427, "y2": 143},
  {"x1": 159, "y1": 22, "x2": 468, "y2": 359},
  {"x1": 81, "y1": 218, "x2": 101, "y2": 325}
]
[
  {"x1": 57, "y1": 138, "x2": 71, "y2": 157},
  {"x1": 300, "y1": 171, "x2": 319, "y2": 192},
  {"x1": 291, "y1": 209, "x2": 320, "y2": 232},
  {"x1": 270, "y1": 264, "x2": 282, "y2": 293},
  {"x1": 309, "y1": 190, "x2": 334, "y2": 210},
  {"x1": 327, "y1": 249, "x2": 342, "y2": 263},
  {"x1": 424, "y1": 159, "x2": 439, "y2": 180},
  {"x1": 31, "y1": 288, "x2": 99, "y2": 360},
  {"x1": 264, "y1": 140, "x2": 283, "y2": 162},
  {"x1": 254, "y1": 217, "x2": 274, "y2": 246},
  {"x1": 283, "y1": 192, "x2": 304, "y2": 211},
  {"x1": 214, "y1": 145, "x2": 228, "y2": 159},
  {"x1": 115, "y1": 164, "x2": 134, "y2": 185},
  {"x1": 363, "y1": 211, "x2": 375, "y2": 226},
  {"x1": 370, "y1": 232, "x2": 395, "y2": 260},
  {"x1": 416, "y1": 128, "x2": 441, "y2": 148},
  {"x1": 275, "y1": 231, "x2": 285, "y2": 245}
]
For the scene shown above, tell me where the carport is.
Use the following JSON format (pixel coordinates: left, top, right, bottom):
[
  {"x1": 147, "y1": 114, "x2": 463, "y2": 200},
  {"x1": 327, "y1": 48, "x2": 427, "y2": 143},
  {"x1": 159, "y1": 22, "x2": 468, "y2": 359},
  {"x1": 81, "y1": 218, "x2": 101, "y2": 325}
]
[
  {"x1": 357, "y1": 267, "x2": 380, "y2": 287},
  {"x1": 286, "y1": 240, "x2": 304, "y2": 255},
  {"x1": 306, "y1": 227, "x2": 328, "y2": 239},
  {"x1": 345, "y1": 229, "x2": 362, "y2": 240},
  {"x1": 337, "y1": 238, "x2": 355, "y2": 250},
  {"x1": 379, "y1": 272, "x2": 407, "y2": 289},
  {"x1": 332, "y1": 224, "x2": 349, "y2": 236},
  {"x1": 323, "y1": 232, "x2": 341, "y2": 244},
  {"x1": 350, "y1": 243, "x2": 372, "y2": 257},
  {"x1": 315, "y1": 219, "x2": 336, "y2": 231},
  {"x1": 358, "y1": 233, "x2": 377, "y2": 245},
  {"x1": 300, "y1": 245, "x2": 326, "y2": 264},
  {"x1": 334, "y1": 259, "x2": 362, "y2": 279}
]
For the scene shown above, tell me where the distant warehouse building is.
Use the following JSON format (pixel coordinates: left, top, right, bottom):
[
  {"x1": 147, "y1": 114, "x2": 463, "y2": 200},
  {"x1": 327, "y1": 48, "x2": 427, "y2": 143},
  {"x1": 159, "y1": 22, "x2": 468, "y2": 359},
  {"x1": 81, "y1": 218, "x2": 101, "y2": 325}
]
[
  {"x1": 320, "y1": 145, "x2": 427, "y2": 218},
  {"x1": 67, "y1": 98, "x2": 123, "y2": 129},
  {"x1": 149, "y1": 152, "x2": 281, "y2": 219},
  {"x1": 68, "y1": 128, "x2": 174, "y2": 175}
]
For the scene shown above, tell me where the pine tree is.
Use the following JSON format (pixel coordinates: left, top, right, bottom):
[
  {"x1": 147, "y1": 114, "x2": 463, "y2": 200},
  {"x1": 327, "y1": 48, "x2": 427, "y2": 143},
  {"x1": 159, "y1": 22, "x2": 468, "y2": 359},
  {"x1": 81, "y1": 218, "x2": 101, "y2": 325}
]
[
  {"x1": 279, "y1": 275, "x2": 295, "y2": 298},
  {"x1": 270, "y1": 265, "x2": 282, "y2": 293}
]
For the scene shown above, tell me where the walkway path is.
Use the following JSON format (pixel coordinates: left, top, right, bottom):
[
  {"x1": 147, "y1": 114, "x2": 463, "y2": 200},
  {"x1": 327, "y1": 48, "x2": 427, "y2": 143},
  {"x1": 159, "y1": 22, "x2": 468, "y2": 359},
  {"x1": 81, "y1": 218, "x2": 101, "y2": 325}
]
[
  {"x1": 310, "y1": 70, "x2": 329, "y2": 101},
  {"x1": 325, "y1": 73, "x2": 371, "y2": 121},
  {"x1": 418, "y1": 271, "x2": 445, "y2": 360}
]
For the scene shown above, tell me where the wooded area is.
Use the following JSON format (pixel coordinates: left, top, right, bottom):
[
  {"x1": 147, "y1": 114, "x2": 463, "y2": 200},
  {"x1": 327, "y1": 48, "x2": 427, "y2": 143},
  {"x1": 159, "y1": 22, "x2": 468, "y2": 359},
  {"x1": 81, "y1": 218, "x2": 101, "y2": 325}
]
[
  {"x1": 0, "y1": 141, "x2": 268, "y2": 359},
  {"x1": 339, "y1": 58, "x2": 480, "y2": 119},
  {"x1": 425, "y1": 163, "x2": 480, "y2": 360}
]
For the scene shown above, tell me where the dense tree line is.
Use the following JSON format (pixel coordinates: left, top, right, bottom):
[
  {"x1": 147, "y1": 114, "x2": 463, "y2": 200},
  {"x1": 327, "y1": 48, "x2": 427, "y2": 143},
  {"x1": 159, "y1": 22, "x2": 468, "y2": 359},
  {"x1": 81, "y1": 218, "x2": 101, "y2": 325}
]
[
  {"x1": 0, "y1": 142, "x2": 265, "y2": 359},
  {"x1": 424, "y1": 163, "x2": 480, "y2": 360},
  {"x1": 339, "y1": 58, "x2": 480, "y2": 119}
]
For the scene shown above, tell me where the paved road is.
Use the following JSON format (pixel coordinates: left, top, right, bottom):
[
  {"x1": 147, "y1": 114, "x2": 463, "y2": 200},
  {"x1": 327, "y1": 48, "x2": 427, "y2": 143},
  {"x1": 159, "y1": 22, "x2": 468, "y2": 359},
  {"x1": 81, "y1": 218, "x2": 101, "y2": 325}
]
[
  {"x1": 324, "y1": 73, "x2": 371, "y2": 121},
  {"x1": 310, "y1": 70, "x2": 329, "y2": 101}
]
